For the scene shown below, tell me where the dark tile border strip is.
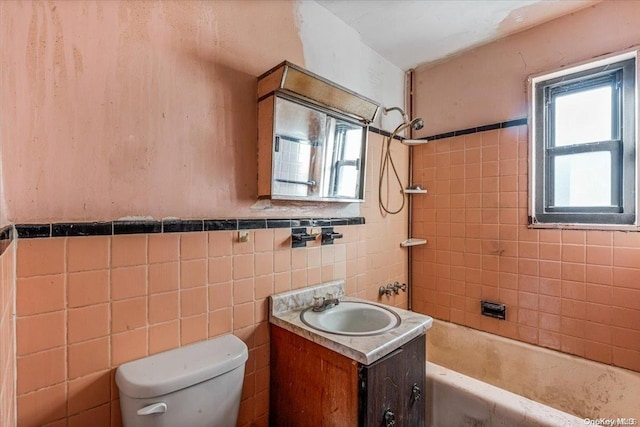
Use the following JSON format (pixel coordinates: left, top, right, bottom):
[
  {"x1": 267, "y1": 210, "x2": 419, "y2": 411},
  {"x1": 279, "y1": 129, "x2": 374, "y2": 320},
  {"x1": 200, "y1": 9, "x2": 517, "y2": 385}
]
[
  {"x1": 0, "y1": 225, "x2": 13, "y2": 257},
  {"x1": 368, "y1": 126, "x2": 404, "y2": 141},
  {"x1": 423, "y1": 117, "x2": 528, "y2": 141},
  {"x1": 14, "y1": 217, "x2": 366, "y2": 239}
]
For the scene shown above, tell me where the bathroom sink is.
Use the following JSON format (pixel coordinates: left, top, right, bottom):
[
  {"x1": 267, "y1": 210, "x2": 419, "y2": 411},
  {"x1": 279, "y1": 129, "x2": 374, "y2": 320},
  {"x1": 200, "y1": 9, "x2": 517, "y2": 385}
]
[{"x1": 300, "y1": 301, "x2": 401, "y2": 336}]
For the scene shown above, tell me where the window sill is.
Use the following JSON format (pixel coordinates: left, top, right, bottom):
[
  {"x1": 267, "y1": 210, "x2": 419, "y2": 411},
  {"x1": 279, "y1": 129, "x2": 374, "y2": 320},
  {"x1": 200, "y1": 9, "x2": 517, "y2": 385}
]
[{"x1": 528, "y1": 222, "x2": 640, "y2": 232}]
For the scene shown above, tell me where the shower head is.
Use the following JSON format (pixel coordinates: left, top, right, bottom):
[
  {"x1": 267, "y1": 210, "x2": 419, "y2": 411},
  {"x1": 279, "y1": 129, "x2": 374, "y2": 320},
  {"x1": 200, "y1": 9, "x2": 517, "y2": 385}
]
[
  {"x1": 383, "y1": 106, "x2": 423, "y2": 132},
  {"x1": 410, "y1": 117, "x2": 424, "y2": 131}
]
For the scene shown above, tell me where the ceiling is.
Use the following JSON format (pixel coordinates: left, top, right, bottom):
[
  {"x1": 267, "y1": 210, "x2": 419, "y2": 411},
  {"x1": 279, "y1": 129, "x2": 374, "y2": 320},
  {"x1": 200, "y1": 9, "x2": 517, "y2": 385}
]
[{"x1": 316, "y1": 0, "x2": 600, "y2": 70}]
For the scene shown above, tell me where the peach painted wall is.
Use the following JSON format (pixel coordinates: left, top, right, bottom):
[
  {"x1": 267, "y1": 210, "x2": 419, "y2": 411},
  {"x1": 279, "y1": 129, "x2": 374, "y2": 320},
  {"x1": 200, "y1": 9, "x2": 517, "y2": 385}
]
[
  {"x1": 411, "y1": 126, "x2": 640, "y2": 373},
  {"x1": 0, "y1": 242, "x2": 16, "y2": 427},
  {"x1": 0, "y1": 0, "x2": 405, "y2": 223},
  {"x1": 12, "y1": 130, "x2": 409, "y2": 427},
  {"x1": 412, "y1": 0, "x2": 640, "y2": 136}
]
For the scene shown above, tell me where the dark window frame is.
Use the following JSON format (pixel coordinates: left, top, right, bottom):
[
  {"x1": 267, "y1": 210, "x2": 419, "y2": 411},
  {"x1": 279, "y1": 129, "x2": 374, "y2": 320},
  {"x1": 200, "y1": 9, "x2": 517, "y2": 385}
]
[{"x1": 533, "y1": 57, "x2": 636, "y2": 225}]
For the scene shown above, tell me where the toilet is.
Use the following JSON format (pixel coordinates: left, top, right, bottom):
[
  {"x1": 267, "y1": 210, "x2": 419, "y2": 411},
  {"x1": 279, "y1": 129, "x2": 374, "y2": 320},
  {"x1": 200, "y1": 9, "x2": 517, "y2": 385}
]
[{"x1": 115, "y1": 334, "x2": 248, "y2": 427}]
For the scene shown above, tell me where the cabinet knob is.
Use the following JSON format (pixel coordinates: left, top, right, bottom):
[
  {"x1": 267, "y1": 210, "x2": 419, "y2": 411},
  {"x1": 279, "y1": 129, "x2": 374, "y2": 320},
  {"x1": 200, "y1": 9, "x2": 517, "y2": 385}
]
[
  {"x1": 411, "y1": 383, "x2": 422, "y2": 402},
  {"x1": 383, "y1": 409, "x2": 396, "y2": 427}
]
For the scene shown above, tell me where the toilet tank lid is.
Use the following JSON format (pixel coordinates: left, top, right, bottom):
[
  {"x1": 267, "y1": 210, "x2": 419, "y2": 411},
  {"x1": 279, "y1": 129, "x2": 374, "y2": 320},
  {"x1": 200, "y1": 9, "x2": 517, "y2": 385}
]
[{"x1": 115, "y1": 334, "x2": 248, "y2": 399}]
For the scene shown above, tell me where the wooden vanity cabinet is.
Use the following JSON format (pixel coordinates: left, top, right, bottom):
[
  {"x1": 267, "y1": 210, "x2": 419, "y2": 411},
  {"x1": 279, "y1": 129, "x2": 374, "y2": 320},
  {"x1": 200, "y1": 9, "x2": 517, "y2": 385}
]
[{"x1": 270, "y1": 325, "x2": 425, "y2": 427}]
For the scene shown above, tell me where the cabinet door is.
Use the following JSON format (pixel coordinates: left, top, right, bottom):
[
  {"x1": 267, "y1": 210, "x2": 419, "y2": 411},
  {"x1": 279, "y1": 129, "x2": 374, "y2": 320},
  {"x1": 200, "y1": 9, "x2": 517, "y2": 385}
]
[{"x1": 359, "y1": 334, "x2": 425, "y2": 427}]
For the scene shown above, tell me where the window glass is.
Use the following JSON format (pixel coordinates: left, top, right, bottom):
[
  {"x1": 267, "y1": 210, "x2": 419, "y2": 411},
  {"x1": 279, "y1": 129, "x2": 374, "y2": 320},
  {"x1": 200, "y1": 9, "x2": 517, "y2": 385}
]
[
  {"x1": 553, "y1": 151, "x2": 611, "y2": 207},
  {"x1": 531, "y1": 53, "x2": 636, "y2": 226},
  {"x1": 554, "y1": 85, "x2": 612, "y2": 146}
]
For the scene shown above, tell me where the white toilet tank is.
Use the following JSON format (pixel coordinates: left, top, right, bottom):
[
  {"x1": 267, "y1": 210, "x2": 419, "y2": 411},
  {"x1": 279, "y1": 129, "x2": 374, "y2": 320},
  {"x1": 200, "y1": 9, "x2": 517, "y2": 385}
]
[{"x1": 116, "y1": 334, "x2": 248, "y2": 427}]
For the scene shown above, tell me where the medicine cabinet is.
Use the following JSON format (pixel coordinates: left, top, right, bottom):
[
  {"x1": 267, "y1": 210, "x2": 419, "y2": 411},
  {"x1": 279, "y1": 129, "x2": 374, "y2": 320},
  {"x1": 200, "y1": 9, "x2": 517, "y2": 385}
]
[{"x1": 257, "y1": 62, "x2": 380, "y2": 202}]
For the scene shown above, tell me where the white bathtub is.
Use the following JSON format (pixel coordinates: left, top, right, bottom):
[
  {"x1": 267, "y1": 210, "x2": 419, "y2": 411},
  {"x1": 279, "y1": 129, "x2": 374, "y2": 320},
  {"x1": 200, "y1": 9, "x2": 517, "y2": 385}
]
[
  {"x1": 426, "y1": 361, "x2": 583, "y2": 426},
  {"x1": 425, "y1": 320, "x2": 640, "y2": 424}
]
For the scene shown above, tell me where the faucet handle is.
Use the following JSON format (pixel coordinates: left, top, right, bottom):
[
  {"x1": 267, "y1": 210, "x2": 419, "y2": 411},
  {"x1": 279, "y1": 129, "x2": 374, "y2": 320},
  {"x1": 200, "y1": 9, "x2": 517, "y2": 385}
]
[
  {"x1": 312, "y1": 295, "x2": 324, "y2": 308},
  {"x1": 326, "y1": 292, "x2": 335, "y2": 300}
]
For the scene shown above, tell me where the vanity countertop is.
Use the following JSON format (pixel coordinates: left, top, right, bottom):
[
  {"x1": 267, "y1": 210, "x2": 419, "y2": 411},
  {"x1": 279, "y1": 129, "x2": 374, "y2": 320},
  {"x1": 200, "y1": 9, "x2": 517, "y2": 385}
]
[{"x1": 269, "y1": 280, "x2": 433, "y2": 365}]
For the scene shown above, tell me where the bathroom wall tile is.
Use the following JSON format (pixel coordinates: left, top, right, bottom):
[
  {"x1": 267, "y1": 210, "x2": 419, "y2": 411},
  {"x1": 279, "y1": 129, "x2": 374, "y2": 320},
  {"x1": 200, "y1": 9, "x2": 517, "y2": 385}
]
[
  {"x1": 111, "y1": 399, "x2": 122, "y2": 427},
  {"x1": 208, "y1": 231, "x2": 233, "y2": 257},
  {"x1": 233, "y1": 232, "x2": 255, "y2": 255},
  {"x1": 612, "y1": 267, "x2": 640, "y2": 289},
  {"x1": 233, "y1": 278, "x2": 254, "y2": 305},
  {"x1": 149, "y1": 320, "x2": 180, "y2": 355},
  {"x1": 148, "y1": 234, "x2": 179, "y2": 264},
  {"x1": 68, "y1": 402, "x2": 110, "y2": 427},
  {"x1": 273, "y1": 250, "x2": 291, "y2": 273},
  {"x1": 180, "y1": 314, "x2": 207, "y2": 345},
  {"x1": 111, "y1": 235, "x2": 147, "y2": 267},
  {"x1": 412, "y1": 125, "x2": 640, "y2": 370},
  {"x1": 208, "y1": 282, "x2": 232, "y2": 310},
  {"x1": 254, "y1": 252, "x2": 273, "y2": 276},
  {"x1": 111, "y1": 297, "x2": 147, "y2": 333},
  {"x1": 68, "y1": 303, "x2": 110, "y2": 344},
  {"x1": 67, "y1": 270, "x2": 110, "y2": 308},
  {"x1": 612, "y1": 231, "x2": 640, "y2": 247},
  {"x1": 68, "y1": 337, "x2": 110, "y2": 379},
  {"x1": 610, "y1": 306, "x2": 640, "y2": 330},
  {"x1": 180, "y1": 259, "x2": 207, "y2": 288},
  {"x1": 148, "y1": 262, "x2": 179, "y2": 293},
  {"x1": 254, "y1": 275, "x2": 273, "y2": 301},
  {"x1": 181, "y1": 287, "x2": 207, "y2": 317},
  {"x1": 586, "y1": 264, "x2": 612, "y2": 285},
  {"x1": 16, "y1": 311, "x2": 66, "y2": 355},
  {"x1": 67, "y1": 236, "x2": 109, "y2": 273},
  {"x1": 16, "y1": 274, "x2": 65, "y2": 315},
  {"x1": 273, "y1": 272, "x2": 291, "y2": 294},
  {"x1": 613, "y1": 247, "x2": 640, "y2": 268},
  {"x1": 611, "y1": 327, "x2": 640, "y2": 351},
  {"x1": 111, "y1": 328, "x2": 147, "y2": 366},
  {"x1": 208, "y1": 257, "x2": 232, "y2": 284},
  {"x1": 180, "y1": 232, "x2": 207, "y2": 260},
  {"x1": 586, "y1": 245, "x2": 612, "y2": 265},
  {"x1": 612, "y1": 346, "x2": 640, "y2": 371},
  {"x1": 233, "y1": 254, "x2": 254, "y2": 280},
  {"x1": 208, "y1": 308, "x2": 232, "y2": 337},
  {"x1": 586, "y1": 230, "x2": 612, "y2": 246},
  {"x1": 110, "y1": 265, "x2": 147, "y2": 300},
  {"x1": 585, "y1": 322, "x2": 611, "y2": 344},
  {"x1": 17, "y1": 347, "x2": 66, "y2": 394},
  {"x1": 67, "y1": 370, "x2": 110, "y2": 415},
  {"x1": 148, "y1": 291, "x2": 179, "y2": 324},
  {"x1": 233, "y1": 302, "x2": 254, "y2": 330},
  {"x1": 254, "y1": 299, "x2": 268, "y2": 323},
  {"x1": 584, "y1": 341, "x2": 612, "y2": 364},
  {"x1": 17, "y1": 238, "x2": 65, "y2": 278},
  {"x1": 254, "y1": 229, "x2": 274, "y2": 253},
  {"x1": 560, "y1": 335, "x2": 585, "y2": 357},
  {"x1": 17, "y1": 383, "x2": 67, "y2": 427}
]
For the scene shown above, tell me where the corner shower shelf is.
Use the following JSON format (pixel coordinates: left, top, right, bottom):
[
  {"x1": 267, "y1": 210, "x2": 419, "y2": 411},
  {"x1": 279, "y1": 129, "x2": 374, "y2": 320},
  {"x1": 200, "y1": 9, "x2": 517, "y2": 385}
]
[
  {"x1": 404, "y1": 188, "x2": 428, "y2": 194},
  {"x1": 400, "y1": 238, "x2": 427, "y2": 247},
  {"x1": 401, "y1": 139, "x2": 429, "y2": 146}
]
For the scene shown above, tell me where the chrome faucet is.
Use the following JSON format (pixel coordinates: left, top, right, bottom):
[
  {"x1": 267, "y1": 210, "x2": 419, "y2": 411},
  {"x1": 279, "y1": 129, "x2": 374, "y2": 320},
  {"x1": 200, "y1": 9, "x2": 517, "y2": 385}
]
[{"x1": 312, "y1": 293, "x2": 340, "y2": 312}]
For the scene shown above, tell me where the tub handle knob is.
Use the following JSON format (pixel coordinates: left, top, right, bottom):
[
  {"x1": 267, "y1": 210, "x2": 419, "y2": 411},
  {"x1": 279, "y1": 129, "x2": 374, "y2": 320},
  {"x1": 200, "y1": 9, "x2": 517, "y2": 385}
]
[
  {"x1": 411, "y1": 383, "x2": 422, "y2": 402},
  {"x1": 383, "y1": 409, "x2": 395, "y2": 427},
  {"x1": 137, "y1": 402, "x2": 168, "y2": 416}
]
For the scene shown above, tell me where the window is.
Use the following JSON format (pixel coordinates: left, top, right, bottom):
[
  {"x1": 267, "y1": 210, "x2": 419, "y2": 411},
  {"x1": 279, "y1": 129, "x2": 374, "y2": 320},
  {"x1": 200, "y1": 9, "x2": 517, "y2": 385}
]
[{"x1": 530, "y1": 53, "x2": 637, "y2": 226}]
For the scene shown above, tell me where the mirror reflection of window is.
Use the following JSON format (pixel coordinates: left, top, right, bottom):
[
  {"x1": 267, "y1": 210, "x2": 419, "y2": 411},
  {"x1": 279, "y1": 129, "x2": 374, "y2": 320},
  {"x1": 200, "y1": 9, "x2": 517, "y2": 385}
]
[
  {"x1": 271, "y1": 96, "x2": 365, "y2": 201},
  {"x1": 330, "y1": 123, "x2": 363, "y2": 199},
  {"x1": 273, "y1": 98, "x2": 326, "y2": 198}
]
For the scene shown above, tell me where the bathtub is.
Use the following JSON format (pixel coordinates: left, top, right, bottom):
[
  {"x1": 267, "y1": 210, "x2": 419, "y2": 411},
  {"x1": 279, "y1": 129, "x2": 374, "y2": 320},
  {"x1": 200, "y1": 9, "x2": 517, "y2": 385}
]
[
  {"x1": 425, "y1": 320, "x2": 640, "y2": 424},
  {"x1": 426, "y1": 361, "x2": 583, "y2": 426}
]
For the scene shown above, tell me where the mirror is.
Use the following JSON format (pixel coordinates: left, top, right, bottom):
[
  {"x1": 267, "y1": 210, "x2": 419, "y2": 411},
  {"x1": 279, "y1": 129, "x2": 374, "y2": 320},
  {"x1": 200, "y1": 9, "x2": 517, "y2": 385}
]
[{"x1": 259, "y1": 95, "x2": 367, "y2": 202}]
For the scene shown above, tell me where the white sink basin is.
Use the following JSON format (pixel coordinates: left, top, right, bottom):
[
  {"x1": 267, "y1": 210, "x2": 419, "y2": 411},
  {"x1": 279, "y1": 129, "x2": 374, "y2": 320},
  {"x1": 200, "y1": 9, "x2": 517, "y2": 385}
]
[{"x1": 300, "y1": 301, "x2": 401, "y2": 336}]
